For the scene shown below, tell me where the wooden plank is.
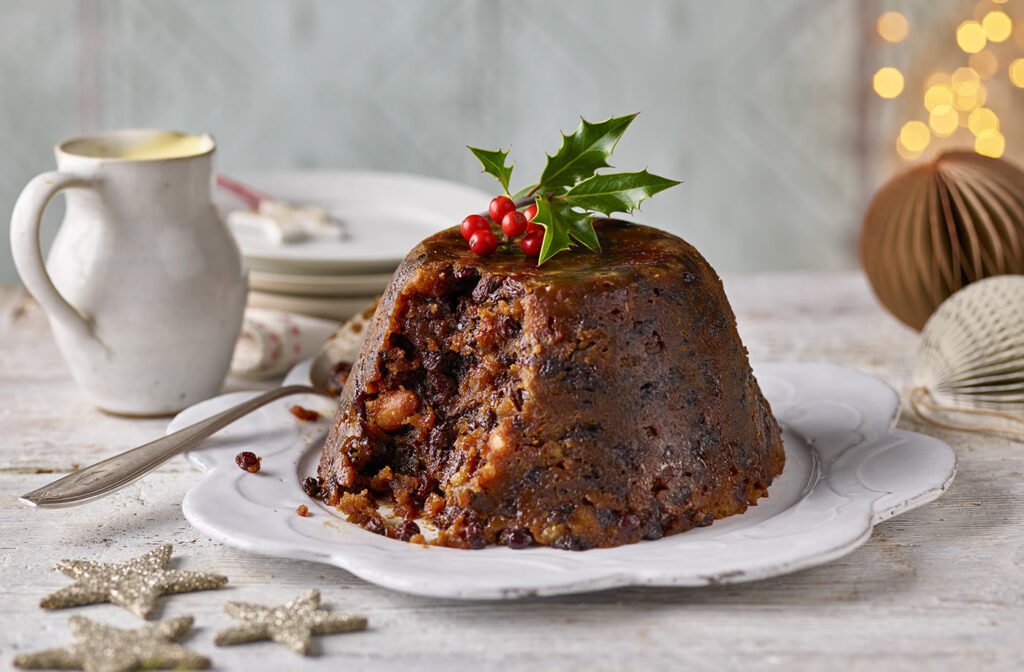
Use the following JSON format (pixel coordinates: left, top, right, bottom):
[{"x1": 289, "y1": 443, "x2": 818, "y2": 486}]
[{"x1": 1, "y1": 275, "x2": 1022, "y2": 671}]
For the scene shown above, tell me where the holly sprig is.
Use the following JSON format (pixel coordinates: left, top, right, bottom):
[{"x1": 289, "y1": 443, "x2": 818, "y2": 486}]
[{"x1": 468, "y1": 114, "x2": 681, "y2": 265}]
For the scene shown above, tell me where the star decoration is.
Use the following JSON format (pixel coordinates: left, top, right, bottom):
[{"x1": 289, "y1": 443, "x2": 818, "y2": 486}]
[
  {"x1": 214, "y1": 589, "x2": 367, "y2": 655},
  {"x1": 14, "y1": 615, "x2": 209, "y2": 672},
  {"x1": 40, "y1": 544, "x2": 227, "y2": 619}
]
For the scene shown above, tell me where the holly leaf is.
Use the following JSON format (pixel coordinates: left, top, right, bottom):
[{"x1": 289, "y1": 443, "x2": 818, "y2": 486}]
[
  {"x1": 538, "y1": 114, "x2": 638, "y2": 190},
  {"x1": 564, "y1": 170, "x2": 681, "y2": 216},
  {"x1": 531, "y1": 195, "x2": 573, "y2": 265},
  {"x1": 468, "y1": 146, "x2": 513, "y2": 194},
  {"x1": 566, "y1": 214, "x2": 601, "y2": 252}
]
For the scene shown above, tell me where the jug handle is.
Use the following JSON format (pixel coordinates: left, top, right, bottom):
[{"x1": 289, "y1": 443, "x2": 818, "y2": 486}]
[{"x1": 10, "y1": 171, "x2": 96, "y2": 342}]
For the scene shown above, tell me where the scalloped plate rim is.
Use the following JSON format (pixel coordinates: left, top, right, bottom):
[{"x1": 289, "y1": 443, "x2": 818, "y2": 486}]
[{"x1": 175, "y1": 361, "x2": 957, "y2": 599}]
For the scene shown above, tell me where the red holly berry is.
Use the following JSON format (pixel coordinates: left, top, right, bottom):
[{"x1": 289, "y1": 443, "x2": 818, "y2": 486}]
[
  {"x1": 461, "y1": 214, "x2": 490, "y2": 241},
  {"x1": 520, "y1": 231, "x2": 543, "y2": 257},
  {"x1": 488, "y1": 196, "x2": 516, "y2": 224},
  {"x1": 501, "y1": 211, "x2": 528, "y2": 237},
  {"x1": 469, "y1": 229, "x2": 499, "y2": 256},
  {"x1": 526, "y1": 220, "x2": 543, "y2": 234},
  {"x1": 523, "y1": 204, "x2": 538, "y2": 221}
]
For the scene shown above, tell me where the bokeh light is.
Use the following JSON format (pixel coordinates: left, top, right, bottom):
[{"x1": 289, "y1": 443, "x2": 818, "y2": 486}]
[
  {"x1": 975, "y1": 129, "x2": 1006, "y2": 158},
  {"x1": 873, "y1": 67, "x2": 904, "y2": 98},
  {"x1": 1010, "y1": 58, "x2": 1024, "y2": 87},
  {"x1": 900, "y1": 121, "x2": 931, "y2": 153},
  {"x1": 924, "y1": 85, "x2": 954, "y2": 111},
  {"x1": 969, "y1": 51, "x2": 999, "y2": 79},
  {"x1": 877, "y1": 12, "x2": 909, "y2": 43},
  {"x1": 951, "y1": 67, "x2": 980, "y2": 94},
  {"x1": 929, "y1": 105, "x2": 959, "y2": 137},
  {"x1": 982, "y1": 11, "x2": 1012, "y2": 42},
  {"x1": 968, "y1": 108, "x2": 1000, "y2": 136},
  {"x1": 896, "y1": 138, "x2": 921, "y2": 160},
  {"x1": 954, "y1": 82, "x2": 986, "y2": 111},
  {"x1": 957, "y1": 21, "x2": 987, "y2": 53}
]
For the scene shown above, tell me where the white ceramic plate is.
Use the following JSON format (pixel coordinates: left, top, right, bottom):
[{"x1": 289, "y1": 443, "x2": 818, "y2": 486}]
[
  {"x1": 174, "y1": 361, "x2": 957, "y2": 599},
  {"x1": 248, "y1": 270, "x2": 393, "y2": 297},
  {"x1": 216, "y1": 171, "x2": 490, "y2": 275},
  {"x1": 246, "y1": 291, "x2": 376, "y2": 321}
]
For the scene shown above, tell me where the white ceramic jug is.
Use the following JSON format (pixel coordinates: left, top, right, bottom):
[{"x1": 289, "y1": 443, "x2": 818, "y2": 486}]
[{"x1": 10, "y1": 129, "x2": 247, "y2": 415}]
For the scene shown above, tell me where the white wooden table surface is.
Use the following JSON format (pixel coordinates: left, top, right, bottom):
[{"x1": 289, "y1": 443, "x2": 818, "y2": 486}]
[{"x1": 1, "y1": 273, "x2": 1022, "y2": 671}]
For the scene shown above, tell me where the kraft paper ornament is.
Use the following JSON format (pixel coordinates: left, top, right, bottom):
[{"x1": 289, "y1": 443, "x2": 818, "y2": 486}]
[{"x1": 862, "y1": 151, "x2": 1024, "y2": 330}]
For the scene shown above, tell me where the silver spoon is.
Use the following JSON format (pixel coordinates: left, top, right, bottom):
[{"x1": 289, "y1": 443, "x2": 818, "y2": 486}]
[{"x1": 18, "y1": 353, "x2": 339, "y2": 508}]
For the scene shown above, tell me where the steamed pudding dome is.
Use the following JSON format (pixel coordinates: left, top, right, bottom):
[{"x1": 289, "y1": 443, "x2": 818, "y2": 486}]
[{"x1": 318, "y1": 220, "x2": 785, "y2": 550}]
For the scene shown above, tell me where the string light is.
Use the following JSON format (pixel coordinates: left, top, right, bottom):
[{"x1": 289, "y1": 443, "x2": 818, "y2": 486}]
[
  {"x1": 1010, "y1": 58, "x2": 1024, "y2": 87},
  {"x1": 951, "y1": 67, "x2": 980, "y2": 94},
  {"x1": 924, "y1": 85, "x2": 954, "y2": 111},
  {"x1": 975, "y1": 129, "x2": 1006, "y2": 157},
  {"x1": 954, "y1": 82, "x2": 987, "y2": 111},
  {"x1": 968, "y1": 108, "x2": 1000, "y2": 136},
  {"x1": 982, "y1": 11, "x2": 1013, "y2": 42},
  {"x1": 900, "y1": 121, "x2": 931, "y2": 153},
  {"x1": 873, "y1": 67, "x2": 905, "y2": 98},
  {"x1": 877, "y1": 12, "x2": 910, "y2": 43},
  {"x1": 881, "y1": 5, "x2": 1015, "y2": 161},
  {"x1": 896, "y1": 137, "x2": 922, "y2": 160},
  {"x1": 957, "y1": 20, "x2": 988, "y2": 53},
  {"x1": 929, "y1": 105, "x2": 960, "y2": 137}
]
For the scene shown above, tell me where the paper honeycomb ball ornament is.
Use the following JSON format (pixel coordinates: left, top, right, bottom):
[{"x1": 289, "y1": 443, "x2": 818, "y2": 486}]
[
  {"x1": 914, "y1": 275, "x2": 1024, "y2": 410},
  {"x1": 861, "y1": 151, "x2": 1024, "y2": 330}
]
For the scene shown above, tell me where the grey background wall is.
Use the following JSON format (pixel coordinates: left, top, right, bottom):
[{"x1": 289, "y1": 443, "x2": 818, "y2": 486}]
[{"x1": 0, "y1": 0, "x2": 967, "y2": 283}]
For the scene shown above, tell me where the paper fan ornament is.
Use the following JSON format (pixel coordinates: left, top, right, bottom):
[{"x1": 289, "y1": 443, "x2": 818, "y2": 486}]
[
  {"x1": 911, "y1": 275, "x2": 1024, "y2": 436},
  {"x1": 862, "y1": 151, "x2": 1024, "y2": 330}
]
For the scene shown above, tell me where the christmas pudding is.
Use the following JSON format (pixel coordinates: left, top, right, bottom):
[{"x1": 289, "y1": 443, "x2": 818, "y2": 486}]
[
  {"x1": 316, "y1": 115, "x2": 784, "y2": 549},
  {"x1": 317, "y1": 220, "x2": 784, "y2": 549}
]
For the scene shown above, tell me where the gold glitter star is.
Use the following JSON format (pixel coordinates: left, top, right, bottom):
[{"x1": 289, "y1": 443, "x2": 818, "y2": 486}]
[
  {"x1": 214, "y1": 589, "x2": 367, "y2": 655},
  {"x1": 14, "y1": 615, "x2": 209, "y2": 672},
  {"x1": 40, "y1": 544, "x2": 227, "y2": 619}
]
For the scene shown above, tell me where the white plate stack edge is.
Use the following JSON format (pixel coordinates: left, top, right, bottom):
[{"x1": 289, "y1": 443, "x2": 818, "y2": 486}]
[{"x1": 217, "y1": 170, "x2": 491, "y2": 321}]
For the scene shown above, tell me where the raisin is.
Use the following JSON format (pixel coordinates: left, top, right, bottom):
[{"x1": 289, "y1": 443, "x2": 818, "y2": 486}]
[
  {"x1": 464, "y1": 522, "x2": 487, "y2": 550},
  {"x1": 295, "y1": 504, "x2": 311, "y2": 517},
  {"x1": 618, "y1": 513, "x2": 642, "y2": 537},
  {"x1": 395, "y1": 520, "x2": 421, "y2": 541},
  {"x1": 414, "y1": 473, "x2": 437, "y2": 502},
  {"x1": 234, "y1": 451, "x2": 261, "y2": 473},
  {"x1": 290, "y1": 405, "x2": 321, "y2": 421},
  {"x1": 642, "y1": 516, "x2": 664, "y2": 540},
  {"x1": 501, "y1": 527, "x2": 534, "y2": 550},
  {"x1": 365, "y1": 517, "x2": 387, "y2": 536},
  {"x1": 550, "y1": 535, "x2": 592, "y2": 551},
  {"x1": 301, "y1": 476, "x2": 322, "y2": 498}
]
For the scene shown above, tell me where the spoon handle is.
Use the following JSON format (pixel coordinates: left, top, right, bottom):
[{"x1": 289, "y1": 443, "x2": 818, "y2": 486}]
[{"x1": 19, "y1": 385, "x2": 320, "y2": 508}]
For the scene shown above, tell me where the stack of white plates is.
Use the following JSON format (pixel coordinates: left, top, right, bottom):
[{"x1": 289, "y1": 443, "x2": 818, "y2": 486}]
[{"x1": 217, "y1": 171, "x2": 490, "y2": 321}]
